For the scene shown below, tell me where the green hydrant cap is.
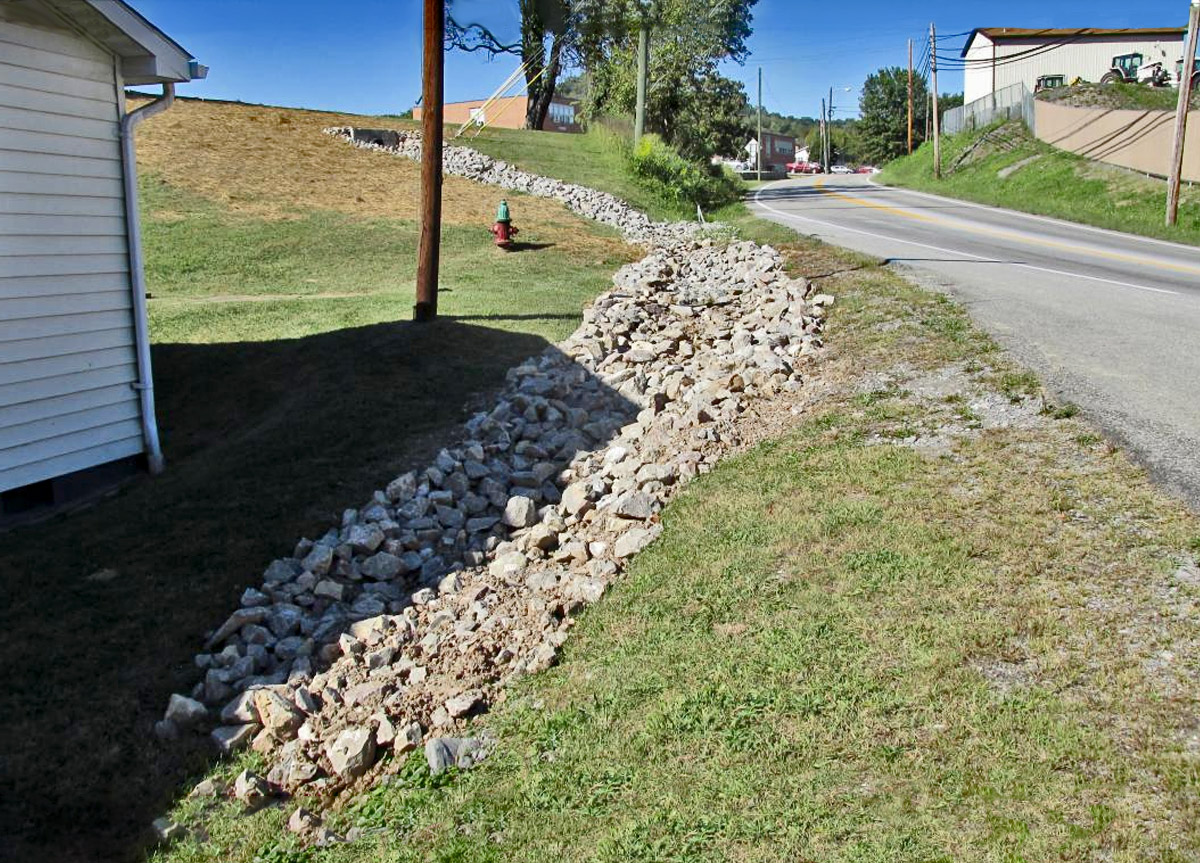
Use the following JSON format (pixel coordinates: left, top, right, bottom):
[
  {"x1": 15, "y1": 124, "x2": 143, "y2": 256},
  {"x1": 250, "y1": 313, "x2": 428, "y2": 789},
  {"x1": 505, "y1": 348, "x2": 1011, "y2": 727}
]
[{"x1": 496, "y1": 199, "x2": 511, "y2": 222}]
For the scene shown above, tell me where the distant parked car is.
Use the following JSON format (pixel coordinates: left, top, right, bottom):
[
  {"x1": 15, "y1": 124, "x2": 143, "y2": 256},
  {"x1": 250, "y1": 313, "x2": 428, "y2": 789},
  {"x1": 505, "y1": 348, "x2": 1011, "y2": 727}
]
[
  {"x1": 787, "y1": 161, "x2": 824, "y2": 175},
  {"x1": 830, "y1": 165, "x2": 854, "y2": 174}
]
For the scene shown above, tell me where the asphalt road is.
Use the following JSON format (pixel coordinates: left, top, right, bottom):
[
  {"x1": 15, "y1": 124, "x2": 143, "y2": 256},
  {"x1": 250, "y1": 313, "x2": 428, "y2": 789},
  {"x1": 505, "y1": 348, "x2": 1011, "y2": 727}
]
[{"x1": 752, "y1": 175, "x2": 1200, "y2": 510}]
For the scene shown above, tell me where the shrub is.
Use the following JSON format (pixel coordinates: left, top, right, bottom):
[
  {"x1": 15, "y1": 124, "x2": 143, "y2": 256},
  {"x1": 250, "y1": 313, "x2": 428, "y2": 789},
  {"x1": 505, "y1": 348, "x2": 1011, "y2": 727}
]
[{"x1": 628, "y1": 135, "x2": 742, "y2": 213}]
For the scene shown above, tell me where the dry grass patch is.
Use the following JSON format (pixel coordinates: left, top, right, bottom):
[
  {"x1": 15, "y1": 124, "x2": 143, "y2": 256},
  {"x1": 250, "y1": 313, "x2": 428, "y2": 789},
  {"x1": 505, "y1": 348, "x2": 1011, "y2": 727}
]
[{"x1": 131, "y1": 96, "x2": 631, "y2": 261}]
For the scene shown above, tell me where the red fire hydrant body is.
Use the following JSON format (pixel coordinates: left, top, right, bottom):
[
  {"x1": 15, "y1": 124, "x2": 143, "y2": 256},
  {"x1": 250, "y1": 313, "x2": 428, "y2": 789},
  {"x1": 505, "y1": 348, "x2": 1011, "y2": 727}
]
[{"x1": 491, "y1": 199, "x2": 518, "y2": 249}]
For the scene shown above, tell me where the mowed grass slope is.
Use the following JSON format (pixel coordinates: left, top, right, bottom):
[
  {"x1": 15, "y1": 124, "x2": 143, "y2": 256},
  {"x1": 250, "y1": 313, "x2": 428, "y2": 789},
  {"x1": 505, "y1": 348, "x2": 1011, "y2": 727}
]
[
  {"x1": 0, "y1": 97, "x2": 636, "y2": 863},
  {"x1": 881, "y1": 121, "x2": 1200, "y2": 246},
  {"x1": 135, "y1": 97, "x2": 636, "y2": 343},
  {"x1": 153, "y1": 246, "x2": 1200, "y2": 863}
]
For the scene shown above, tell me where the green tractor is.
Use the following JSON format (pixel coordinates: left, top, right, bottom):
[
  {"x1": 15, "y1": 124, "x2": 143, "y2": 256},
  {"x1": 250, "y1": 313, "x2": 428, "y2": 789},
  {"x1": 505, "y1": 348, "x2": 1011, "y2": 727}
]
[{"x1": 1100, "y1": 52, "x2": 1170, "y2": 86}]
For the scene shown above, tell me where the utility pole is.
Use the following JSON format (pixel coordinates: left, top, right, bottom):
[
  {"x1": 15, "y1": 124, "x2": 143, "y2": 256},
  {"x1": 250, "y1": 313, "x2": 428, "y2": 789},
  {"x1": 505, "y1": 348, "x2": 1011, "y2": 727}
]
[
  {"x1": 825, "y1": 85, "x2": 835, "y2": 169},
  {"x1": 415, "y1": 0, "x2": 443, "y2": 321},
  {"x1": 931, "y1": 22, "x2": 941, "y2": 179},
  {"x1": 1167, "y1": 0, "x2": 1200, "y2": 226},
  {"x1": 635, "y1": 23, "x2": 649, "y2": 147},
  {"x1": 820, "y1": 97, "x2": 827, "y2": 172},
  {"x1": 907, "y1": 38, "x2": 914, "y2": 155},
  {"x1": 757, "y1": 66, "x2": 763, "y2": 182}
]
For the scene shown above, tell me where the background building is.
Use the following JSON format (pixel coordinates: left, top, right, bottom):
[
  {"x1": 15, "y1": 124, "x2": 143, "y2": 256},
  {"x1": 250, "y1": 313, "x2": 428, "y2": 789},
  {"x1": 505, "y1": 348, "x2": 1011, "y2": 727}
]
[
  {"x1": 414, "y1": 96, "x2": 581, "y2": 133},
  {"x1": 758, "y1": 131, "x2": 797, "y2": 171},
  {"x1": 962, "y1": 27, "x2": 1188, "y2": 104}
]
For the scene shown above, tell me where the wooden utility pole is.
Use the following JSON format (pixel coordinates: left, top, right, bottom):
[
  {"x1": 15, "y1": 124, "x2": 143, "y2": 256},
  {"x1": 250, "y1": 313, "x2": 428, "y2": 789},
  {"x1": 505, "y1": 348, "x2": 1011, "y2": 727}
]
[
  {"x1": 828, "y1": 86, "x2": 835, "y2": 167},
  {"x1": 1168, "y1": 0, "x2": 1200, "y2": 226},
  {"x1": 757, "y1": 66, "x2": 763, "y2": 182},
  {"x1": 907, "y1": 39, "x2": 914, "y2": 154},
  {"x1": 820, "y1": 97, "x2": 827, "y2": 172},
  {"x1": 414, "y1": 0, "x2": 444, "y2": 321},
  {"x1": 931, "y1": 22, "x2": 941, "y2": 179},
  {"x1": 635, "y1": 24, "x2": 649, "y2": 146}
]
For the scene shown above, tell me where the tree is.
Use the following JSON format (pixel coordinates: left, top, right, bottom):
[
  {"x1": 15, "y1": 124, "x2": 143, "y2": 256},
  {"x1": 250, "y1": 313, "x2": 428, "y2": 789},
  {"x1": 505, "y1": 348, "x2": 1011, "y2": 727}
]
[
  {"x1": 446, "y1": 0, "x2": 573, "y2": 131},
  {"x1": 804, "y1": 119, "x2": 863, "y2": 166},
  {"x1": 582, "y1": 0, "x2": 758, "y2": 159},
  {"x1": 857, "y1": 66, "x2": 928, "y2": 163},
  {"x1": 939, "y1": 92, "x2": 964, "y2": 120}
]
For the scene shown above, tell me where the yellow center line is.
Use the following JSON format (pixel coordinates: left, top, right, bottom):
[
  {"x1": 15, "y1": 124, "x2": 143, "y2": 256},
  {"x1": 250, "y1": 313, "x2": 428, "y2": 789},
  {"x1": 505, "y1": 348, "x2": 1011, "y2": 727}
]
[{"x1": 809, "y1": 178, "x2": 1200, "y2": 278}]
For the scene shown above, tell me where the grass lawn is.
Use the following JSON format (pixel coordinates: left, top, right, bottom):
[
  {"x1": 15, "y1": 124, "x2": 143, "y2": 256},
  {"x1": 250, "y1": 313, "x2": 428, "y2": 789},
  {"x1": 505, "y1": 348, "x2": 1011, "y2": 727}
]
[
  {"x1": 150, "y1": 241, "x2": 1200, "y2": 863},
  {"x1": 460, "y1": 125, "x2": 690, "y2": 222},
  {"x1": 881, "y1": 121, "x2": 1200, "y2": 246},
  {"x1": 0, "y1": 98, "x2": 636, "y2": 863}
]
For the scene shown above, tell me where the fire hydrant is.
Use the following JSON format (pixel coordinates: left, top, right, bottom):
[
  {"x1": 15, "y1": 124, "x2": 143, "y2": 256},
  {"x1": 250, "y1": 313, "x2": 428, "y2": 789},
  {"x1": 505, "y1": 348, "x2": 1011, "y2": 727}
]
[{"x1": 490, "y1": 199, "x2": 518, "y2": 249}]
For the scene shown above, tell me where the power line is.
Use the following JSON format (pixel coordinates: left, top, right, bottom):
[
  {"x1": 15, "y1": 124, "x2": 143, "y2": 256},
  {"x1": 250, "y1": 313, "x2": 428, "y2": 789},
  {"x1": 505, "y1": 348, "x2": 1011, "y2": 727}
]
[{"x1": 935, "y1": 31, "x2": 1102, "y2": 68}]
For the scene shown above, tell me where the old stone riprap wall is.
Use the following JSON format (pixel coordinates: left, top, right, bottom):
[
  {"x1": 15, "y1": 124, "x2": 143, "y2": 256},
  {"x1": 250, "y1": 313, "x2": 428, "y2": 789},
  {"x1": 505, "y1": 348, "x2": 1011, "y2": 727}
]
[
  {"x1": 322, "y1": 126, "x2": 712, "y2": 246},
  {"x1": 156, "y1": 132, "x2": 831, "y2": 840}
]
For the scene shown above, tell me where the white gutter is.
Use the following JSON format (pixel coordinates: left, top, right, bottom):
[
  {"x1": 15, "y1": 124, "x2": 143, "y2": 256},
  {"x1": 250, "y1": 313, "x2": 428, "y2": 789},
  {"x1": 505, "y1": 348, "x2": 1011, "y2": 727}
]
[{"x1": 119, "y1": 83, "x2": 174, "y2": 475}]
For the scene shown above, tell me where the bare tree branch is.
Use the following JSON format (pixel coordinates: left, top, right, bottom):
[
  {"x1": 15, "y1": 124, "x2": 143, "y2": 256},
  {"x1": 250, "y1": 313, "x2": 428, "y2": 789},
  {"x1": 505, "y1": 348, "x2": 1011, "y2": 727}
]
[{"x1": 445, "y1": 13, "x2": 522, "y2": 56}]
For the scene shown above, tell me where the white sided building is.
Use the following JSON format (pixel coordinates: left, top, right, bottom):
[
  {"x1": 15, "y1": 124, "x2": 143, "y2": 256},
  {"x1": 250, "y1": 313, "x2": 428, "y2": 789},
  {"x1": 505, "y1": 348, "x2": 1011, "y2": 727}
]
[
  {"x1": 961, "y1": 27, "x2": 1188, "y2": 104},
  {"x1": 1, "y1": 0, "x2": 204, "y2": 518}
]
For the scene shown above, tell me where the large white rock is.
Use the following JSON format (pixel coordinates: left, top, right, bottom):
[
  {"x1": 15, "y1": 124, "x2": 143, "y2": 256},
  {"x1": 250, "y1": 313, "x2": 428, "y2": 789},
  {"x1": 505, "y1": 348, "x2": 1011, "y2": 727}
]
[{"x1": 326, "y1": 726, "x2": 376, "y2": 777}]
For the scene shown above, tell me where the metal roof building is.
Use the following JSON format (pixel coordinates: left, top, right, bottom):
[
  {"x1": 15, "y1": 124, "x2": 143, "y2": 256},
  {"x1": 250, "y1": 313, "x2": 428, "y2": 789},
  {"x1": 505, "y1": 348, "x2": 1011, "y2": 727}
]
[{"x1": 961, "y1": 27, "x2": 1188, "y2": 104}]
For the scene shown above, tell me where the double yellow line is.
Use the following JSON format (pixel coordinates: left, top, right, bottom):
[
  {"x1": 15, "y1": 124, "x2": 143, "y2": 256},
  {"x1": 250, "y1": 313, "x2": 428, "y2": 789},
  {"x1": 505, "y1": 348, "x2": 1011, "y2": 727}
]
[{"x1": 810, "y1": 178, "x2": 1200, "y2": 279}]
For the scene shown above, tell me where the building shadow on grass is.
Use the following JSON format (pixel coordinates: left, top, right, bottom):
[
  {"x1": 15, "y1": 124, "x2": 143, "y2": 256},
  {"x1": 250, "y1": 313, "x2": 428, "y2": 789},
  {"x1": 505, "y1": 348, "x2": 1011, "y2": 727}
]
[{"x1": 0, "y1": 317, "x2": 632, "y2": 863}]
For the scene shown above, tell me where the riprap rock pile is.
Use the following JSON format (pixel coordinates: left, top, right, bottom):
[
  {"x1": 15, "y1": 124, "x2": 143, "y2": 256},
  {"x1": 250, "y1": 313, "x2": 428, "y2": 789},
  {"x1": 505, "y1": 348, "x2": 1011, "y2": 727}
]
[
  {"x1": 161, "y1": 239, "x2": 831, "y2": 808},
  {"x1": 322, "y1": 125, "x2": 715, "y2": 246}
]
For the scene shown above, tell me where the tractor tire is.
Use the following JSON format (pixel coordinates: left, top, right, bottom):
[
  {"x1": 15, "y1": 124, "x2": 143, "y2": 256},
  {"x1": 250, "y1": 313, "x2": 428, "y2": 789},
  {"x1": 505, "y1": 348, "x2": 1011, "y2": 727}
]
[
  {"x1": 1100, "y1": 72, "x2": 1121, "y2": 85},
  {"x1": 1192, "y1": 71, "x2": 1200, "y2": 91}
]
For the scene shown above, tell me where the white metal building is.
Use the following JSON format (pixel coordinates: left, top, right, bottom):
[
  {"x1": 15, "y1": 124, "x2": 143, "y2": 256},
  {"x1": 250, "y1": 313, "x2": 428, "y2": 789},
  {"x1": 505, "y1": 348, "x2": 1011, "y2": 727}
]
[
  {"x1": 1, "y1": 0, "x2": 204, "y2": 516},
  {"x1": 962, "y1": 27, "x2": 1188, "y2": 104}
]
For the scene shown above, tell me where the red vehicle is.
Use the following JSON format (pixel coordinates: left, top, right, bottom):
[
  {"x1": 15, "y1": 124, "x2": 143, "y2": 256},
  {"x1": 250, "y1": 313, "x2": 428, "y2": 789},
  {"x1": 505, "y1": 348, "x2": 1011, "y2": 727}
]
[
  {"x1": 787, "y1": 161, "x2": 824, "y2": 175},
  {"x1": 855, "y1": 165, "x2": 880, "y2": 175}
]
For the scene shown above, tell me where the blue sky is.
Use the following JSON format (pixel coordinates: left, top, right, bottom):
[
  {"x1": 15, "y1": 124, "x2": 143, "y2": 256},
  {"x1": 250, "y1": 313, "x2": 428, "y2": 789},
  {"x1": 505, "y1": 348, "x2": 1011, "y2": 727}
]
[{"x1": 133, "y1": 0, "x2": 1191, "y2": 120}]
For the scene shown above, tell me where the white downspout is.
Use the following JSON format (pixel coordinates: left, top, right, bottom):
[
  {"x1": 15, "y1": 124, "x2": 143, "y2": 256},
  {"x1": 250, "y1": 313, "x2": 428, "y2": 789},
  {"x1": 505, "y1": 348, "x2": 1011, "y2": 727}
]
[{"x1": 119, "y1": 83, "x2": 174, "y2": 475}]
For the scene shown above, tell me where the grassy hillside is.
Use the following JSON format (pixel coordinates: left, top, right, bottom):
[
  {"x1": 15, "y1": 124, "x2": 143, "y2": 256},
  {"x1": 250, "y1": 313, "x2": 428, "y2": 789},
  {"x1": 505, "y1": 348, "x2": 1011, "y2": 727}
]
[
  {"x1": 0, "y1": 96, "x2": 640, "y2": 863},
  {"x1": 881, "y1": 121, "x2": 1200, "y2": 246},
  {"x1": 134, "y1": 98, "x2": 636, "y2": 344},
  {"x1": 464, "y1": 125, "x2": 678, "y2": 220},
  {"x1": 1038, "y1": 81, "x2": 1200, "y2": 112}
]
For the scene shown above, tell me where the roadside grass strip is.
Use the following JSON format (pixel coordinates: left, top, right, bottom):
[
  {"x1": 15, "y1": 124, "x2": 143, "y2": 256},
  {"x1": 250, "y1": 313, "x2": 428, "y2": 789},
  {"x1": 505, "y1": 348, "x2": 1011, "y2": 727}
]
[
  {"x1": 152, "y1": 253, "x2": 1200, "y2": 863},
  {"x1": 881, "y1": 121, "x2": 1200, "y2": 247}
]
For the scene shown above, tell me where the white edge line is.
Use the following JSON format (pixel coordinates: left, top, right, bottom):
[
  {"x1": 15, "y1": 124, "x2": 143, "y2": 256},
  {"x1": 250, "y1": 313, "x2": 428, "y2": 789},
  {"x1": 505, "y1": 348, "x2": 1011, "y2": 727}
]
[
  {"x1": 752, "y1": 182, "x2": 1179, "y2": 297},
  {"x1": 865, "y1": 175, "x2": 1200, "y2": 256}
]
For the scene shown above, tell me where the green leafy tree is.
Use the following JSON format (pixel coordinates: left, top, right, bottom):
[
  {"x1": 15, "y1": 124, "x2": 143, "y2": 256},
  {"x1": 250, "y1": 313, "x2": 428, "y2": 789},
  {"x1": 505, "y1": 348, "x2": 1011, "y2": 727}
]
[
  {"x1": 939, "y1": 92, "x2": 964, "y2": 119},
  {"x1": 446, "y1": 0, "x2": 573, "y2": 131},
  {"x1": 582, "y1": 0, "x2": 758, "y2": 159},
  {"x1": 857, "y1": 66, "x2": 928, "y2": 163}
]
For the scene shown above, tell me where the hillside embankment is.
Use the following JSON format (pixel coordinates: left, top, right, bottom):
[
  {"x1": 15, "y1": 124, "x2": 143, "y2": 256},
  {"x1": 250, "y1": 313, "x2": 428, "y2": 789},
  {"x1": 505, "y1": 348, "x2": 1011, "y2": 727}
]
[{"x1": 882, "y1": 120, "x2": 1200, "y2": 246}]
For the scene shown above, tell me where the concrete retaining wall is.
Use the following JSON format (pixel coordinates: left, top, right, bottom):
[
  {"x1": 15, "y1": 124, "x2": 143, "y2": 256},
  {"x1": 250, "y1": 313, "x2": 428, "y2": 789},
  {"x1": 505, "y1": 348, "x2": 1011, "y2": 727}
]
[{"x1": 1034, "y1": 100, "x2": 1200, "y2": 182}]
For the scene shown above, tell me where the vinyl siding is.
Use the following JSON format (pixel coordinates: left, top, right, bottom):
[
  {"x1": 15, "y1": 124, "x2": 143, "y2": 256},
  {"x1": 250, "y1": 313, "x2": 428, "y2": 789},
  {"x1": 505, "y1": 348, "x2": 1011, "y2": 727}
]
[{"x1": 0, "y1": 12, "x2": 145, "y2": 492}]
